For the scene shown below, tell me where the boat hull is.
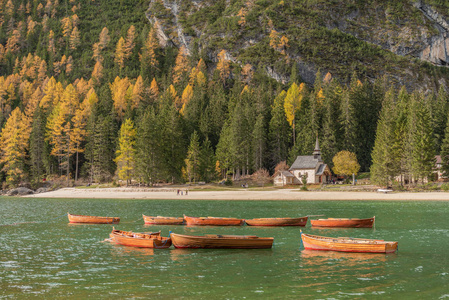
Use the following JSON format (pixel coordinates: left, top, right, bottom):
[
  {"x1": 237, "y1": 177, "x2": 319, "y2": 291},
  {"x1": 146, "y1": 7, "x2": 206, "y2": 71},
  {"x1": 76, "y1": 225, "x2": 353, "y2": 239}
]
[
  {"x1": 301, "y1": 232, "x2": 397, "y2": 253},
  {"x1": 245, "y1": 217, "x2": 308, "y2": 226},
  {"x1": 184, "y1": 215, "x2": 244, "y2": 226},
  {"x1": 170, "y1": 233, "x2": 273, "y2": 249},
  {"x1": 142, "y1": 215, "x2": 184, "y2": 225},
  {"x1": 68, "y1": 213, "x2": 120, "y2": 224},
  {"x1": 310, "y1": 217, "x2": 375, "y2": 228},
  {"x1": 109, "y1": 230, "x2": 171, "y2": 248}
]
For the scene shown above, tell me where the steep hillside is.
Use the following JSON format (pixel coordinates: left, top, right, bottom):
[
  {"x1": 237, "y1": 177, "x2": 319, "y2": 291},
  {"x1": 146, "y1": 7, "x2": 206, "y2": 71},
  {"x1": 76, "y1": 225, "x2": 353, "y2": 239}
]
[{"x1": 147, "y1": 0, "x2": 449, "y2": 90}]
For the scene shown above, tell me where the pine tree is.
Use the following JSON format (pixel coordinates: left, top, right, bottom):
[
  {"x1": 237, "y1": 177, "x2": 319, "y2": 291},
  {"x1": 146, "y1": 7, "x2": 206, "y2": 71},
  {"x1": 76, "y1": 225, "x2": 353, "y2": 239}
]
[
  {"x1": 115, "y1": 119, "x2": 136, "y2": 186},
  {"x1": 268, "y1": 90, "x2": 291, "y2": 170},
  {"x1": 199, "y1": 137, "x2": 216, "y2": 182},
  {"x1": 370, "y1": 88, "x2": 401, "y2": 186},
  {"x1": 440, "y1": 115, "x2": 449, "y2": 178},
  {"x1": 200, "y1": 81, "x2": 227, "y2": 146},
  {"x1": 135, "y1": 106, "x2": 160, "y2": 185},
  {"x1": 252, "y1": 113, "x2": 266, "y2": 171},
  {"x1": 185, "y1": 130, "x2": 201, "y2": 183},
  {"x1": 158, "y1": 99, "x2": 185, "y2": 182},
  {"x1": 408, "y1": 92, "x2": 436, "y2": 183},
  {"x1": 29, "y1": 105, "x2": 50, "y2": 185},
  {"x1": 430, "y1": 86, "x2": 449, "y2": 152}
]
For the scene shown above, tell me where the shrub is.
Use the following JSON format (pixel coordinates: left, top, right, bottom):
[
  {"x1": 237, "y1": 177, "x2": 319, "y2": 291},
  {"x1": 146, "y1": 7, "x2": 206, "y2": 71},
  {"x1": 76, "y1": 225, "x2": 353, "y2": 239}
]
[{"x1": 224, "y1": 178, "x2": 233, "y2": 186}]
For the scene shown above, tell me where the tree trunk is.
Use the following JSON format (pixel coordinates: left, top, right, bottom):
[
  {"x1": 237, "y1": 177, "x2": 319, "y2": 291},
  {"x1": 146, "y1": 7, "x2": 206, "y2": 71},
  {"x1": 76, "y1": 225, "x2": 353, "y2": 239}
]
[
  {"x1": 75, "y1": 150, "x2": 79, "y2": 183},
  {"x1": 66, "y1": 147, "x2": 70, "y2": 187}
]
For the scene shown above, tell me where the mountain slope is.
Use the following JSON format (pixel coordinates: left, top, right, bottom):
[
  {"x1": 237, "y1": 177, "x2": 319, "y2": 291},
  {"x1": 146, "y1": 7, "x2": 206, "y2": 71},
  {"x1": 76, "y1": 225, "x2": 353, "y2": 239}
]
[{"x1": 148, "y1": 0, "x2": 449, "y2": 90}]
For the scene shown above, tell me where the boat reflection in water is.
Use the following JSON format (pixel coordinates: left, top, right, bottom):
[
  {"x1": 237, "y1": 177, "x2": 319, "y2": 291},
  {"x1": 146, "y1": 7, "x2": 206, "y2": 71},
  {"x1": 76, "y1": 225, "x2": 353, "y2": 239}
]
[
  {"x1": 105, "y1": 238, "x2": 157, "y2": 257},
  {"x1": 300, "y1": 249, "x2": 389, "y2": 265},
  {"x1": 299, "y1": 250, "x2": 395, "y2": 293}
]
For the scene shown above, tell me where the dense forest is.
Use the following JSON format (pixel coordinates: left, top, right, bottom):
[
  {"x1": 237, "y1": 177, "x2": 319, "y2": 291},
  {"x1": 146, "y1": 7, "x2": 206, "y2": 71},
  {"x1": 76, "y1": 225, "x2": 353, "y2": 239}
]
[{"x1": 2, "y1": 0, "x2": 449, "y2": 189}]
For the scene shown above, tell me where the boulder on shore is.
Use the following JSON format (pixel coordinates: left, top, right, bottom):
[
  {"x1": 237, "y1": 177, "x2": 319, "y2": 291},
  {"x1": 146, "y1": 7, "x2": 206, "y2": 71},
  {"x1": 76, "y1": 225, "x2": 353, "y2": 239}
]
[{"x1": 7, "y1": 187, "x2": 34, "y2": 196}]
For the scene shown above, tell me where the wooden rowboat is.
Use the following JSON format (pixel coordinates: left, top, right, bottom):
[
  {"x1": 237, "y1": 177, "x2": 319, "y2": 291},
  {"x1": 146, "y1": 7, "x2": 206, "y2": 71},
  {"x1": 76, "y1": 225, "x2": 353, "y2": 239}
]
[
  {"x1": 300, "y1": 231, "x2": 398, "y2": 253},
  {"x1": 170, "y1": 233, "x2": 274, "y2": 249},
  {"x1": 245, "y1": 216, "x2": 308, "y2": 226},
  {"x1": 142, "y1": 214, "x2": 185, "y2": 225},
  {"x1": 68, "y1": 213, "x2": 120, "y2": 224},
  {"x1": 184, "y1": 215, "x2": 244, "y2": 226},
  {"x1": 109, "y1": 228, "x2": 171, "y2": 248},
  {"x1": 310, "y1": 216, "x2": 375, "y2": 228}
]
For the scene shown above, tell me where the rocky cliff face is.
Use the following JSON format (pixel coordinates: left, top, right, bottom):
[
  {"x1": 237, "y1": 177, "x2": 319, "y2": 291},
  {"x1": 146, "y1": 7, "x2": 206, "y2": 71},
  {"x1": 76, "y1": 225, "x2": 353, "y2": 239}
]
[
  {"x1": 414, "y1": 1, "x2": 449, "y2": 65},
  {"x1": 146, "y1": 0, "x2": 449, "y2": 89}
]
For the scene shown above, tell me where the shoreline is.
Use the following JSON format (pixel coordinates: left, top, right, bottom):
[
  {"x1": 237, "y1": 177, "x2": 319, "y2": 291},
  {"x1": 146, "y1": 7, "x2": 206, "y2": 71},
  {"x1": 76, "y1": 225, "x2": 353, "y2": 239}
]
[{"x1": 20, "y1": 187, "x2": 449, "y2": 201}]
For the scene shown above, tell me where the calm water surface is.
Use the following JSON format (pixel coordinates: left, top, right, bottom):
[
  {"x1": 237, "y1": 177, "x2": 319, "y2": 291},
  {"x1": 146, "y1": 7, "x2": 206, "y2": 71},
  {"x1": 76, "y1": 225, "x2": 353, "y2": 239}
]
[{"x1": 1, "y1": 197, "x2": 448, "y2": 299}]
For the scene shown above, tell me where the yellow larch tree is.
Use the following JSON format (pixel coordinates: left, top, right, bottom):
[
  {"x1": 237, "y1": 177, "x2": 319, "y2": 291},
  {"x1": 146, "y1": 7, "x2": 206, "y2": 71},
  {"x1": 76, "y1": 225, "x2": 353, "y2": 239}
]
[
  {"x1": 37, "y1": 3, "x2": 44, "y2": 15},
  {"x1": 92, "y1": 42, "x2": 101, "y2": 62},
  {"x1": 217, "y1": 50, "x2": 230, "y2": 83},
  {"x1": 241, "y1": 63, "x2": 253, "y2": 85},
  {"x1": 61, "y1": 16, "x2": 72, "y2": 38},
  {"x1": 179, "y1": 84, "x2": 193, "y2": 115},
  {"x1": 173, "y1": 46, "x2": 190, "y2": 85},
  {"x1": 196, "y1": 71, "x2": 207, "y2": 86},
  {"x1": 237, "y1": 8, "x2": 247, "y2": 26},
  {"x1": 6, "y1": 29, "x2": 20, "y2": 54},
  {"x1": 98, "y1": 27, "x2": 110, "y2": 50},
  {"x1": 27, "y1": 16, "x2": 36, "y2": 36},
  {"x1": 19, "y1": 80, "x2": 33, "y2": 108},
  {"x1": 5, "y1": 0, "x2": 14, "y2": 16},
  {"x1": 24, "y1": 85, "x2": 42, "y2": 121},
  {"x1": 188, "y1": 67, "x2": 197, "y2": 85},
  {"x1": 91, "y1": 61, "x2": 103, "y2": 85},
  {"x1": 114, "y1": 37, "x2": 126, "y2": 70},
  {"x1": 46, "y1": 84, "x2": 81, "y2": 185},
  {"x1": 69, "y1": 26, "x2": 80, "y2": 50},
  {"x1": 40, "y1": 77, "x2": 63, "y2": 111},
  {"x1": 149, "y1": 77, "x2": 159, "y2": 102},
  {"x1": 48, "y1": 30, "x2": 56, "y2": 54},
  {"x1": 115, "y1": 118, "x2": 136, "y2": 186},
  {"x1": 140, "y1": 27, "x2": 159, "y2": 72},
  {"x1": 44, "y1": 0, "x2": 51, "y2": 15},
  {"x1": 71, "y1": 89, "x2": 97, "y2": 182},
  {"x1": 132, "y1": 75, "x2": 144, "y2": 109},
  {"x1": 71, "y1": 14, "x2": 79, "y2": 28},
  {"x1": 323, "y1": 72, "x2": 332, "y2": 83},
  {"x1": 124, "y1": 25, "x2": 136, "y2": 60},
  {"x1": 284, "y1": 82, "x2": 305, "y2": 145},
  {"x1": 110, "y1": 76, "x2": 130, "y2": 119},
  {"x1": 0, "y1": 108, "x2": 30, "y2": 186},
  {"x1": 74, "y1": 78, "x2": 91, "y2": 100},
  {"x1": 0, "y1": 44, "x2": 5, "y2": 62},
  {"x1": 168, "y1": 84, "x2": 180, "y2": 108}
]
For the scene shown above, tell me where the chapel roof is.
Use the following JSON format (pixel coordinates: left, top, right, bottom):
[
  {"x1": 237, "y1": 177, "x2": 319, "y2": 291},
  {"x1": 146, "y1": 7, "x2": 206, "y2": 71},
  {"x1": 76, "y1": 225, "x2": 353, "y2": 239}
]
[{"x1": 289, "y1": 155, "x2": 322, "y2": 170}]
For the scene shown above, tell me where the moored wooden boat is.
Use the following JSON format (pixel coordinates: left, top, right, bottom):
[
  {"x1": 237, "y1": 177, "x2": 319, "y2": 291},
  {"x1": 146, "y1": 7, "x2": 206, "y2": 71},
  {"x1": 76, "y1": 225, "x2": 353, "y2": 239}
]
[
  {"x1": 68, "y1": 213, "x2": 120, "y2": 224},
  {"x1": 170, "y1": 233, "x2": 274, "y2": 249},
  {"x1": 142, "y1": 214, "x2": 185, "y2": 225},
  {"x1": 300, "y1": 231, "x2": 398, "y2": 253},
  {"x1": 310, "y1": 216, "x2": 375, "y2": 228},
  {"x1": 245, "y1": 216, "x2": 308, "y2": 226},
  {"x1": 109, "y1": 228, "x2": 171, "y2": 248},
  {"x1": 184, "y1": 215, "x2": 244, "y2": 226}
]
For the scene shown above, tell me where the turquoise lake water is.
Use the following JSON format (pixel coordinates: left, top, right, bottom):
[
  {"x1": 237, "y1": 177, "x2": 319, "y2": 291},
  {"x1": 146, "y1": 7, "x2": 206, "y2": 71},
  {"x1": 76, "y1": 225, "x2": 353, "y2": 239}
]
[{"x1": 1, "y1": 197, "x2": 448, "y2": 299}]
